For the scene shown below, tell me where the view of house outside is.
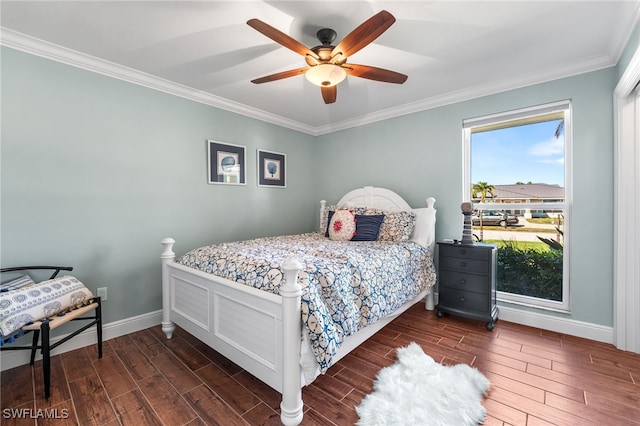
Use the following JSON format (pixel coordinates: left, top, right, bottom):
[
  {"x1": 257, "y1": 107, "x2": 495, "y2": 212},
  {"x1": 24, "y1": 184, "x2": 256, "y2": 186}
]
[{"x1": 467, "y1": 110, "x2": 568, "y2": 308}]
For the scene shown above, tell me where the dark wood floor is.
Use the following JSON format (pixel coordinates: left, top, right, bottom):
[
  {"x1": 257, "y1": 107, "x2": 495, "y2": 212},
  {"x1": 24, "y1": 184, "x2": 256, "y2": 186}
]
[{"x1": 2, "y1": 303, "x2": 640, "y2": 425}]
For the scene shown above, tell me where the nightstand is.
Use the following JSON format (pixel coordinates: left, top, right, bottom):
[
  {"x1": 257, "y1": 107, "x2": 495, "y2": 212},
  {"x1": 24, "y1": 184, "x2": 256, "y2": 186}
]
[{"x1": 436, "y1": 242, "x2": 499, "y2": 330}]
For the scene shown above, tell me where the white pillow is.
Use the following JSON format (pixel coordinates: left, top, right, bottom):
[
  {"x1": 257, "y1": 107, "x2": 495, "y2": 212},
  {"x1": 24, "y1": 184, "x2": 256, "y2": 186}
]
[
  {"x1": 329, "y1": 209, "x2": 356, "y2": 241},
  {"x1": 410, "y1": 207, "x2": 433, "y2": 248}
]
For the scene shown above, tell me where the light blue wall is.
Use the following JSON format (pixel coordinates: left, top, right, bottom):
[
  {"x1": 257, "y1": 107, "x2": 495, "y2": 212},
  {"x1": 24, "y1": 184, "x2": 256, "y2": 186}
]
[
  {"x1": 315, "y1": 68, "x2": 617, "y2": 326},
  {"x1": 618, "y1": 20, "x2": 640, "y2": 80},
  {"x1": 1, "y1": 46, "x2": 618, "y2": 328},
  {"x1": 1, "y1": 47, "x2": 317, "y2": 323}
]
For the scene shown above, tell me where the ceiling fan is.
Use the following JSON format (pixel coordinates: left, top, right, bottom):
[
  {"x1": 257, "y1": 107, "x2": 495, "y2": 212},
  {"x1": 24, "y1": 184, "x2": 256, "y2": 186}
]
[{"x1": 247, "y1": 10, "x2": 407, "y2": 104}]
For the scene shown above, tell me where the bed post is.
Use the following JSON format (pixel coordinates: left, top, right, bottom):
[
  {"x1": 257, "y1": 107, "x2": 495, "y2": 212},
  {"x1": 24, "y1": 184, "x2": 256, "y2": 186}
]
[
  {"x1": 424, "y1": 197, "x2": 437, "y2": 311},
  {"x1": 160, "y1": 238, "x2": 176, "y2": 339},
  {"x1": 280, "y1": 257, "x2": 304, "y2": 426},
  {"x1": 319, "y1": 199, "x2": 327, "y2": 231},
  {"x1": 425, "y1": 289, "x2": 435, "y2": 311}
]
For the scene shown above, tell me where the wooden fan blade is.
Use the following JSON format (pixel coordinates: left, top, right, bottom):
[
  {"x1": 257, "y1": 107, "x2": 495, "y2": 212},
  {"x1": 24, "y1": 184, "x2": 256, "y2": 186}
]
[
  {"x1": 251, "y1": 67, "x2": 309, "y2": 84},
  {"x1": 247, "y1": 19, "x2": 319, "y2": 61},
  {"x1": 330, "y1": 10, "x2": 395, "y2": 62},
  {"x1": 345, "y1": 64, "x2": 407, "y2": 84},
  {"x1": 321, "y1": 86, "x2": 337, "y2": 104}
]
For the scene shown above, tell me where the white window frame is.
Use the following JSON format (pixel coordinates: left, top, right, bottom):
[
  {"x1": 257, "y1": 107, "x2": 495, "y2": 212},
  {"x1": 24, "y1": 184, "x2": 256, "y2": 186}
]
[{"x1": 462, "y1": 100, "x2": 572, "y2": 312}]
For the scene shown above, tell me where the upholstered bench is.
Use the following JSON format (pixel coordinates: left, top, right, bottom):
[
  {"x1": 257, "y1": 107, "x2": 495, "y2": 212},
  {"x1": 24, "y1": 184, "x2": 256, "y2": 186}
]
[{"x1": 0, "y1": 266, "x2": 102, "y2": 398}]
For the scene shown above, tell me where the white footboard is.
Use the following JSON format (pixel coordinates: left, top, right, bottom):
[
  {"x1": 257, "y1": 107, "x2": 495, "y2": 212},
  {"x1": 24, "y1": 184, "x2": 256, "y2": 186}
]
[{"x1": 160, "y1": 238, "x2": 303, "y2": 426}]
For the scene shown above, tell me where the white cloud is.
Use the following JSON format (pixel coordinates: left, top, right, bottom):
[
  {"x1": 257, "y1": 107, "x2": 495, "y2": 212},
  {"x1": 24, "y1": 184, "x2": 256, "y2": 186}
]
[
  {"x1": 538, "y1": 157, "x2": 564, "y2": 165},
  {"x1": 529, "y1": 137, "x2": 563, "y2": 157}
]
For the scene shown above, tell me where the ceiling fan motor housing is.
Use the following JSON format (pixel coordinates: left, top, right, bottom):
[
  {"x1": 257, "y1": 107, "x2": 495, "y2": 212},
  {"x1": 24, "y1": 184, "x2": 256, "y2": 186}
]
[
  {"x1": 316, "y1": 28, "x2": 337, "y2": 45},
  {"x1": 305, "y1": 28, "x2": 346, "y2": 66}
]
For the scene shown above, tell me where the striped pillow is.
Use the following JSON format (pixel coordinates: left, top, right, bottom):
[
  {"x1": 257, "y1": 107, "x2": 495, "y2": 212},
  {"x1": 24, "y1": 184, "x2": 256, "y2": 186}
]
[
  {"x1": 352, "y1": 215, "x2": 385, "y2": 241},
  {"x1": 0, "y1": 275, "x2": 35, "y2": 293}
]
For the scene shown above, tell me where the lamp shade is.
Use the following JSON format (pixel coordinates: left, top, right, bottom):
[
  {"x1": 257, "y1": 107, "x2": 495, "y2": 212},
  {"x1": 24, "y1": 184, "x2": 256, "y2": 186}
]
[{"x1": 305, "y1": 64, "x2": 347, "y2": 87}]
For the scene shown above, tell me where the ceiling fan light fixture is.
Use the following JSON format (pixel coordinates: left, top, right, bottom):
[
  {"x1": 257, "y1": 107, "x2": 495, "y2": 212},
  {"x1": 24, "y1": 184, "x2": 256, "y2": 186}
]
[{"x1": 305, "y1": 64, "x2": 346, "y2": 87}]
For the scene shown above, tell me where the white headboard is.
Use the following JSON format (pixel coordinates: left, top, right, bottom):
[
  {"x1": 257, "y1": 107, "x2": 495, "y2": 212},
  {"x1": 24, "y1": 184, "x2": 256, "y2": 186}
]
[
  {"x1": 337, "y1": 186, "x2": 412, "y2": 211},
  {"x1": 320, "y1": 186, "x2": 437, "y2": 252}
]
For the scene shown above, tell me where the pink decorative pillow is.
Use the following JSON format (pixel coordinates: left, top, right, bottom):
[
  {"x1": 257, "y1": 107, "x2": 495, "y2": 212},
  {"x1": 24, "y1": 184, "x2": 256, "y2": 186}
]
[{"x1": 329, "y1": 209, "x2": 356, "y2": 241}]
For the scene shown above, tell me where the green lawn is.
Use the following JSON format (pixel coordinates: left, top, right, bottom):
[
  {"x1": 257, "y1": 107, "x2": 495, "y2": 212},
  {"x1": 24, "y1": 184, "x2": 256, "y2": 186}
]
[
  {"x1": 484, "y1": 239, "x2": 551, "y2": 252},
  {"x1": 473, "y1": 225, "x2": 557, "y2": 234},
  {"x1": 527, "y1": 218, "x2": 561, "y2": 225}
]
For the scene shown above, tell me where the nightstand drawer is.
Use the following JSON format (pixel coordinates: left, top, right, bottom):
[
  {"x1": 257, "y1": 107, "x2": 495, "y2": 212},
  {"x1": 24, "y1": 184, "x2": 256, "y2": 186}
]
[
  {"x1": 439, "y1": 256, "x2": 489, "y2": 274},
  {"x1": 439, "y1": 288, "x2": 488, "y2": 312},
  {"x1": 439, "y1": 244, "x2": 489, "y2": 261},
  {"x1": 439, "y1": 270, "x2": 489, "y2": 293}
]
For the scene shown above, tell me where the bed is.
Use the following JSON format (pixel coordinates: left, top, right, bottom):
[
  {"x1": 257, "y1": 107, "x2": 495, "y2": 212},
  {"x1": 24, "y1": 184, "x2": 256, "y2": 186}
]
[{"x1": 160, "y1": 186, "x2": 437, "y2": 425}]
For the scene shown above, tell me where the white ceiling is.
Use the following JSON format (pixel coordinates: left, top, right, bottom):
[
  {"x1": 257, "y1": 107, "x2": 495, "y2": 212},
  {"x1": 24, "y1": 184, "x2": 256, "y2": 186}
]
[{"x1": 1, "y1": 1, "x2": 638, "y2": 135}]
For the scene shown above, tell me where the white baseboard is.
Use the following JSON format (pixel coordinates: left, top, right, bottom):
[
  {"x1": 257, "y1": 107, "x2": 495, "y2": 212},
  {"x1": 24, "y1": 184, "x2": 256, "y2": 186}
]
[
  {"x1": 1, "y1": 302, "x2": 616, "y2": 372},
  {"x1": 497, "y1": 305, "x2": 614, "y2": 344},
  {"x1": 0, "y1": 310, "x2": 162, "y2": 372},
  {"x1": 433, "y1": 292, "x2": 614, "y2": 345}
]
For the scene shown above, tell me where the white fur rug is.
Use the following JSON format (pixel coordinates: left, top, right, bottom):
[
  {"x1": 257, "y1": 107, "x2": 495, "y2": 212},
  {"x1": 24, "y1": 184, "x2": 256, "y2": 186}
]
[{"x1": 356, "y1": 342, "x2": 490, "y2": 426}]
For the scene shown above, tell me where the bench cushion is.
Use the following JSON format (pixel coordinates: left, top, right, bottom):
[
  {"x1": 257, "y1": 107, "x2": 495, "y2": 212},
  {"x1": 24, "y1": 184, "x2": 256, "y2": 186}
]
[{"x1": 0, "y1": 276, "x2": 94, "y2": 338}]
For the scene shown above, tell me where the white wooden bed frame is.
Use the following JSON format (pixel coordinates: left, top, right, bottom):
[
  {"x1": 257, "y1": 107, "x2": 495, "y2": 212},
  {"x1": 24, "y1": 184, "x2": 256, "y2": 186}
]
[{"x1": 160, "y1": 186, "x2": 436, "y2": 425}]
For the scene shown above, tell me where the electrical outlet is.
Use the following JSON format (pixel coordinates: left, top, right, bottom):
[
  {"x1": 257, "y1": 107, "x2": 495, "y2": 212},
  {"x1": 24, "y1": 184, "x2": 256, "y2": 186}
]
[{"x1": 97, "y1": 287, "x2": 107, "y2": 301}]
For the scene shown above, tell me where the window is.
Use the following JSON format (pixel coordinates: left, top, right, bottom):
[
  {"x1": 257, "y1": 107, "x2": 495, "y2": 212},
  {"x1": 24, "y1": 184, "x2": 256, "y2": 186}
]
[{"x1": 463, "y1": 101, "x2": 571, "y2": 311}]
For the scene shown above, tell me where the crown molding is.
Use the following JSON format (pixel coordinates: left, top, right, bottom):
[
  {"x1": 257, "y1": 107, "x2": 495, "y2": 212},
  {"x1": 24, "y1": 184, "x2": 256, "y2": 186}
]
[
  {"x1": 1, "y1": 27, "x2": 618, "y2": 137},
  {"x1": 0, "y1": 28, "x2": 318, "y2": 136},
  {"x1": 315, "y1": 54, "x2": 616, "y2": 135},
  {"x1": 610, "y1": 2, "x2": 640, "y2": 64}
]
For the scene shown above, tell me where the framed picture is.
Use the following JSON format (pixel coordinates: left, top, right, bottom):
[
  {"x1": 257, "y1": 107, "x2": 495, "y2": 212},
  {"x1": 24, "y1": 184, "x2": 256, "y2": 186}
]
[
  {"x1": 208, "y1": 140, "x2": 246, "y2": 185},
  {"x1": 257, "y1": 149, "x2": 286, "y2": 188}
]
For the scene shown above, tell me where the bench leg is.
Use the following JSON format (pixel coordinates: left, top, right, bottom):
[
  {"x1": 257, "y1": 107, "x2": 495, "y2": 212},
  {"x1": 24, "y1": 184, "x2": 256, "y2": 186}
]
[
  {"x1": 41, "y1": 321, "x2": 51, "y2": 399},
  {"x1": 30, "y1": 330, "x2": 40, "y2": 365}
]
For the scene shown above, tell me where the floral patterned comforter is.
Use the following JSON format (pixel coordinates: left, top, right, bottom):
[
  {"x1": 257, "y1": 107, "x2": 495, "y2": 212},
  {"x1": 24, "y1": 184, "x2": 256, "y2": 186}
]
[{"x1": 176, "y1": 232, "x2": 436, "y2": 372}]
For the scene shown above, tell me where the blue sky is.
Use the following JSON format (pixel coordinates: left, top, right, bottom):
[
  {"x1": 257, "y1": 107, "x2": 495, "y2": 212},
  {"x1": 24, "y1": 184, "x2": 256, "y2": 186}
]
[{"x1": 471, "y1": 119, "x2": 565, "y2": 186}]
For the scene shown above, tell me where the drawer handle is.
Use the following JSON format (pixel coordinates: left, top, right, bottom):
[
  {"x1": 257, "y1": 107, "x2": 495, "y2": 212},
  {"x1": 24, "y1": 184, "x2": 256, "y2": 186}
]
[
  {"x1": 459, "y1": 279, "x2": 466, "y2": 285},
  {"x1": 460, "y1": 297, "x2": 466, "y2": 302},
  {"x1": 460, "y1": 261, "x2": 467, "y2": 268},
  {"x1": 459, "y1": 249, "x2": 466, "y2": 254}
]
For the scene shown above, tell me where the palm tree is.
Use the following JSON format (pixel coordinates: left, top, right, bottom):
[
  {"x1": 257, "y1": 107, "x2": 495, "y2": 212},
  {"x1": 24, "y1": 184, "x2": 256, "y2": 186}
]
[
  {"x1": 554, "y1": 120, "x2": 564, "y2": 139},
  {"x1": 471, "y1": 181, "x2": 495, "y2": 241}
]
